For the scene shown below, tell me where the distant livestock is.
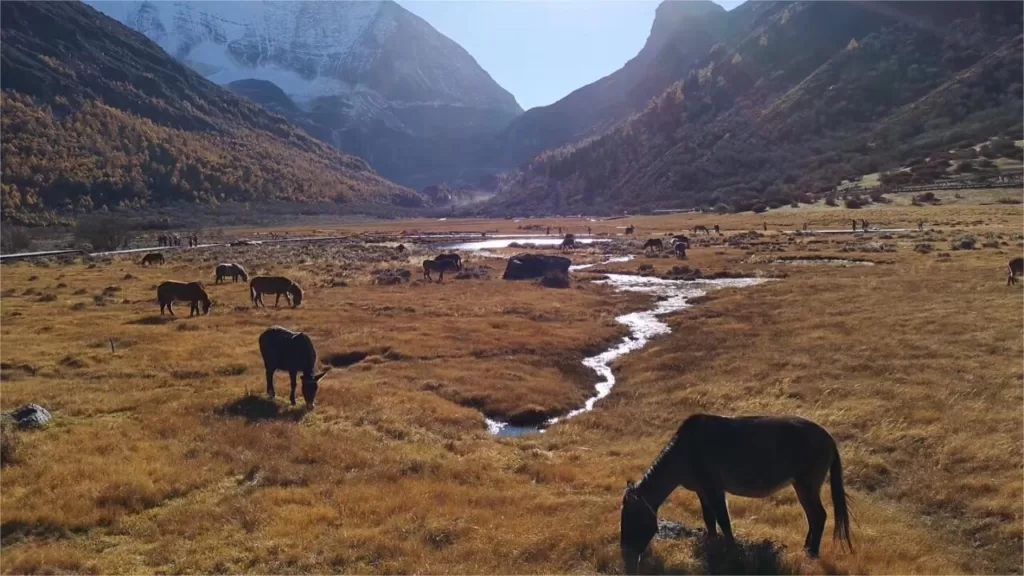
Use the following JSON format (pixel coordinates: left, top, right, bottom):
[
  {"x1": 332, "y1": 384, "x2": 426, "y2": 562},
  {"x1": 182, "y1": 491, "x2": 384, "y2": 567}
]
[
  {"x1": 157, "y1": 281, "x2": 211, "y2": 317},
  {"x1": 215, "y1": 263, "x2": 248, "y2": 284},
  {"x1": 258, "y1": 326, "x2": 330, "y2": 407},
  {"x1": 620, "y1": 414, "x2": 852, "y2": 574},
  {"x1": 692, "y1": 225, "x2": 710, "y2": 235},
  {"x1": 395, "y1": 244, "x2": 407, "y2": 253},
  {"x1": 422, "y1": 258, "x2": 459, "y2": 283},
  {"x1": 435, "y1": 253, "x2": 463, "y2": 270},
  {"x1": 561, "y1": 234, "x2": 576, "y2": 251},
  {"x1": 625, "y1": 225, "x2": 635, "y2": 235},
  {"x1": 674, "y1": 243, "x2": 688, "y2": 259},
  {"x1": 714, "y1": 224, "x2": 721, "y2": 235},
  {"x1": 141, "y1": 253, "x2": 165, "y2": 266},
  {"x1": 503, "y1": 253, "x2": 572, "y2": 280},
  {"x1": 643, "y1": 238, "x2": 663, "y2": 253},
  {"x1": 670, "y1": 235, "x2": 690, "y2": 248},
  {"x1": 250, "y1": 276, "x2": 303, "y2": 308},
  {"x1": 1008, "y1": 257, "x2": 1023, "y2": 286}
]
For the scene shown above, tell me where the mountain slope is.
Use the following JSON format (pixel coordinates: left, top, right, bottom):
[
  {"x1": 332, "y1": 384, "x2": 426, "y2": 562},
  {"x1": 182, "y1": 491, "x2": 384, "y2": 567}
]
[
  {"x1": 89, "y1": 0, "x2": 523, "y2": 188},
  {"x1": 0, "y1": 0, "x2": 422, "y2": 224},
  {"x1": 489, "y1": 1, "x2": 1023, "y2": 214},
  {"x1": 481, "y1": 0, "x2": 729, "y2": 170}
]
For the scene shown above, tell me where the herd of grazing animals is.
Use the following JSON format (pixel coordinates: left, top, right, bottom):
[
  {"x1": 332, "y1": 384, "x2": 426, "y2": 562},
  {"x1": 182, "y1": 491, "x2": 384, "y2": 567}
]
[{"x1": 120, "y1": 227, "x2": 1019, "y2": 573}]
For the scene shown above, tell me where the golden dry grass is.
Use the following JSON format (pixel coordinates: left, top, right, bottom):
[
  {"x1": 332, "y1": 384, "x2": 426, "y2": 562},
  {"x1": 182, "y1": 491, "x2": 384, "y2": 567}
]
[{"x1": 1, "y1": 198, "x2": 1021, "y2": 574}]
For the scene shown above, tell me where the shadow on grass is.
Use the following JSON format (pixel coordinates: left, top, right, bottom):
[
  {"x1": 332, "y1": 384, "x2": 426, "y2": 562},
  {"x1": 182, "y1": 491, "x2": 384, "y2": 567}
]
[
  {"x1": 215, "y1": 393, "x2": 306, "y2": 423},
  {"x1": 644, "y1": 534, "x2": 794, "y2": 576},
  {"x1": 126, "y1": 315, "x2": 175, "y2": 325}
]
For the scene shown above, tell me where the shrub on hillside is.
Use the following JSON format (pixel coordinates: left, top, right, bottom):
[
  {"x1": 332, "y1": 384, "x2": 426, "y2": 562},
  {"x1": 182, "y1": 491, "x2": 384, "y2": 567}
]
[{"x1": 951, "y1": 236, "x2": 976, "y2": 250}]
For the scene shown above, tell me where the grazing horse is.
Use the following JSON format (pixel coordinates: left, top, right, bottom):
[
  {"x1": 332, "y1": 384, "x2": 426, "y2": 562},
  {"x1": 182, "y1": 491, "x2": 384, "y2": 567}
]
[
  {"x1": 435, "y1": 253, "x2": 463, "y2": 270},
  {"x1": 692, "y1": 225, "x2": 710, "y2": 235},
  {"x1": 157, "y1": 281, "x2": 211, "y2": 317},
  {"x1": 620, "y1": 414, "x2": 853, "y2": 574},
  {"x1": 395, "y1": 244, "x2": 407, "y2": 253},
  {"x1": 258, "y1": 326, "x2": 330, "y2": 407},
  {"x1": 643, "y1": 238, "x2": 663, "y2": 253},
  {"x1": 1008, "y1": 257, "x2": 1023, "y2": 286},
  {"x1": 560, "y1": 234, "x2": 576, "y2": 251},
  {"x1": 625, "y1": 225, "x2": 635, "y2": 235},
  {"x1": 674, "y1": 242, "x2": 688, "y2": 259},
  {"x1": 250, "y1": 276, "x2": 303, "y2": 308},
  {"x1": 422, "y1": 258, "x2": 459, "y2": 283},
  {"x1": 215, "y1": 263, "x2": 249, "y2": 284},
  {"x1": 671, "y1": 235, "x2": 690, "y2": 249},
  {"x1": 141, "y1": 253, "x2": 165, "y2": 266}
]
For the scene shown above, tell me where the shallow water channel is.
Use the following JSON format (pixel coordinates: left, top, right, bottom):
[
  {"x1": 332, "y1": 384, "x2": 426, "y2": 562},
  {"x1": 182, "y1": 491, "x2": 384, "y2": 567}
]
[
  {"x1": 443, "y1": 236, "x2": 612, "y2": 251},
  {"x1": 483, "y1": 256, "x2": 768, "y2": 437}
]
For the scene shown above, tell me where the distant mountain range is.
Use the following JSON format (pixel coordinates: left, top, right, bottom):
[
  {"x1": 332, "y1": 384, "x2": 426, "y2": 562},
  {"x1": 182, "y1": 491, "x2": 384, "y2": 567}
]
[
  {"x1": 0, "y1": 1, "x2": 422, "y2": 224},
  {"x1": 1, "y1": 1, "x2": 1021, "y2": 222},
  {"x1": 485, "y1": 1, "x2": 1024, "y2": 214},
  {"x1": 87, "y1": 0, "x2": 522, "y2": 189}
]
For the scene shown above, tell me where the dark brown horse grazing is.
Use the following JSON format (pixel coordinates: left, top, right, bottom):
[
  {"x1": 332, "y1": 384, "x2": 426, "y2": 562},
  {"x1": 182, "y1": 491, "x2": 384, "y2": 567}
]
[
  {"x1": 692, "y1": 225, "x2": 710, "y2": 235},
  {"x1": 141, "y1": 252, "x2": 165, "y2": 266},
  {"x1": 156, "y1": 281, "x2": 211, "y2": 316},
  {"x1": 250, "y1": 276, "x2": 303, "y2": 308},
  {"x1": 620, "y1": 414, "x2": 852, "y2": 574},
  {"x1": 560, "y1": 234, "x2": 576, "y2": 251},
  {"x1": 258, "y1": 326, "x2": 330, "y2": 407},
  {"x1": 643, "y1": 238, "x2": 663, "y2": 253},
  {"x1": 1008, "y1": 257, "x2": 1023, "y2": 286},
  {"x1": 674, "y1": 242, "x2": 687, "y2": 259},
  {"x1": 422, "y1": 258, "x2": 459, "y2": 282},
  {"x1": 435, "y1": 253, "x2": 463, "y2": 270}
]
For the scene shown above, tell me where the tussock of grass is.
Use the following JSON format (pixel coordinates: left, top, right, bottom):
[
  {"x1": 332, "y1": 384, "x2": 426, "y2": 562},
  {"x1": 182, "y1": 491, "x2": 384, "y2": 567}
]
[{"x1": 0, "y1": 200, "x2": 1021, "y2": 573}]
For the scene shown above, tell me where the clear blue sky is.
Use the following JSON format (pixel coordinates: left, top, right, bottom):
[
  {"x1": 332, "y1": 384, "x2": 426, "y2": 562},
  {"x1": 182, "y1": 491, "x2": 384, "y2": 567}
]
[{"x1": 400, "y1": 1, "x2": 742, "y2": 111}]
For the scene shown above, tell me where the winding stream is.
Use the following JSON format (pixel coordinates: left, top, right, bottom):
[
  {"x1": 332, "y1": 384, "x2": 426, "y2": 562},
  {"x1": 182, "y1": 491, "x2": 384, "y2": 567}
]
[{"x1": 484, "y1": 256, "x2": 768, "y2": 437}]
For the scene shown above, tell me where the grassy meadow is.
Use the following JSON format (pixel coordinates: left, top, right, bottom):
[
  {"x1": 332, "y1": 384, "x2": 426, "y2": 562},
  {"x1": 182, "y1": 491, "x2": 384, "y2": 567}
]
[{"x1": 1, "y1": 196, "x2": 1022, "y2": 574}]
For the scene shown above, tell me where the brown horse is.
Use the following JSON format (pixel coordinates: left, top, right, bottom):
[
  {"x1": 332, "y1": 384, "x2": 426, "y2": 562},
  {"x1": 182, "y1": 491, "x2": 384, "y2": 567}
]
[
  {"x1": 643, "y1": 238, "x2": 663, "y2": 253},
  {"x1": 259, "y1": 326, "x2": 330, "y2": 407},
  {"x1": 141, "y1": 252, "x2": 165, "y2": 266},
  {"x1": 215, "y1": 263, "x2": 248, "y2": 284},
  {"x1": 156, "y1": 281, "x2": 211, "y2": 316},
  {"x1": 422, "y1": 258, "x2": 459, "y2": 282},
  {"x1": 560, "y1": 234, "x2": 576, "y2": 251},
  {"x1": 250, "y1": 276, "x2": 303, "y2": 308},
  {"x1": 620, "y1": 414, "x2": 852, "y2": 574},
  {"x1": 692, "y1": 225, "x2": 710, "y2": 235},
  {"x1": 1008, "y1": 257, "x2": 1023, "y2": 286}
]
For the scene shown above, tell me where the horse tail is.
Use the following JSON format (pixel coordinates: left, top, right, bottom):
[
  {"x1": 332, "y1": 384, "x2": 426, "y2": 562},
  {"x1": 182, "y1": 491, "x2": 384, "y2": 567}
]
[{"x1": 830, "y1": 448, "x2": 854, "y2": 552}]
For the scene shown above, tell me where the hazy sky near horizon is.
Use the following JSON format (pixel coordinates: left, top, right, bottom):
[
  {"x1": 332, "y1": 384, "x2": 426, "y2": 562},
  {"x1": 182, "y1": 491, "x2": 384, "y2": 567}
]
[{"x1": 400, "y1": 1, "x2": 743, "y2": 111}]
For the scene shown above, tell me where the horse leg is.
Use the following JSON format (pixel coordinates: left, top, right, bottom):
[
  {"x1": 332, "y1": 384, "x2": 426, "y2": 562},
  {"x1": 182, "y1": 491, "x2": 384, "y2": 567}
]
[
  {"x1": 707, "y1": 490, "x2": 735, "y2": 544},
  {"x1": 274, "y1": 293, "x2": 281, "y2": 308},
  {"x1": 266, "y1": 369, "x2": 276, "y2": 398},
  {"x1": 167, "y1": 302, "x2": 175, "y2": 317},
  {"x1": 697, "y1": 492, "x2": 718, "y2": 537},
  {"x1": 288, "y1": 371, "x2": 298, "y2": 405},
  {"x1": 794, "y1": 480, "x2": 827, "y2": 557}
]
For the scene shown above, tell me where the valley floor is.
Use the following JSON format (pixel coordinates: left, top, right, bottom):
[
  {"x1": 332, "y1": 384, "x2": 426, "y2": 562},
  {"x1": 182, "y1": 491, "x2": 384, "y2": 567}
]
[{"x1": 1, "y1": 197, "x2": 1021, "y2": 574}]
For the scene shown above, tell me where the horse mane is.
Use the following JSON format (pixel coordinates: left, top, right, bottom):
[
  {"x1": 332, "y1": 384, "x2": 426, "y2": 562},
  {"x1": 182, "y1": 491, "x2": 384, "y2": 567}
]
[{"x1": 638, "y1": 422, "x2": 687, "y2": 486}]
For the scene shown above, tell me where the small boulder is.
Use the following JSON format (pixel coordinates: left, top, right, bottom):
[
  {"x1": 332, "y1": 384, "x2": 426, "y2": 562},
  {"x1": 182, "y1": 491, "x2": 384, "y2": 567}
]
[{"x1": 8, "y1": 404, "x2": 51, "y2": 429}]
